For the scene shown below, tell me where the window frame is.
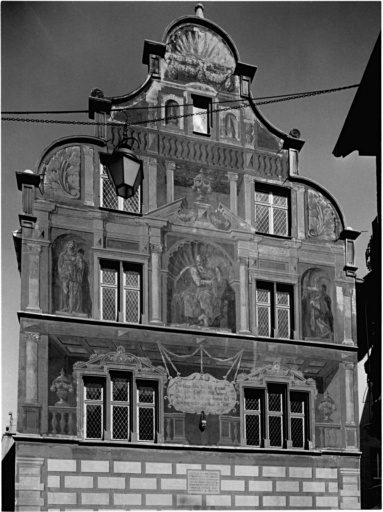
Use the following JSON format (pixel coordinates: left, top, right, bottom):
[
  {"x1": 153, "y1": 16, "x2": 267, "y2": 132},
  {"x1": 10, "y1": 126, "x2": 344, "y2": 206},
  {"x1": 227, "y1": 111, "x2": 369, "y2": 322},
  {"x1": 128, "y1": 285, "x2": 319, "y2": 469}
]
[
  {"x1": 100, "y1": 164, "x2": 142, "y2": 215},
  {"x1": 254, "y1": 185, "x2": 291, "y2": 238},
  {"x1": 100, "y1": 259, "x2": 143, "y2": 324},
  {"x1": 77, "y1": 367, "x2": 163, "y2": 443},
  {"x1": 240, "y1": 381, "x2": 312, "y2": 450},
  {"x1": 191, "y1": 94, "x2": 212, "y2": 136},
  {"x1": 255, "y1": 281, "x2": 294, "y2": 339}
]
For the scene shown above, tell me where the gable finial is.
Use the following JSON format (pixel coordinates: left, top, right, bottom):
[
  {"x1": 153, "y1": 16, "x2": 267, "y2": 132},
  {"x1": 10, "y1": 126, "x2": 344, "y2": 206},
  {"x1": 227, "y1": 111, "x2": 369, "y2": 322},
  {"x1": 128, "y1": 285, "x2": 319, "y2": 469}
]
[{"x1": 195, "y1": 3, "x2": 204, "y2": 18}]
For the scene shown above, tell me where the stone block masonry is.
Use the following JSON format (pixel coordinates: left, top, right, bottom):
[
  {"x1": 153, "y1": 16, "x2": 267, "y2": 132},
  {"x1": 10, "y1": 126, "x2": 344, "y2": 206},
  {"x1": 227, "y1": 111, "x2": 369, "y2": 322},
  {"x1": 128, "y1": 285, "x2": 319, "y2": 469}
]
[{"x1": 19, "y1": 450, "x2": 360, "y2": 510}]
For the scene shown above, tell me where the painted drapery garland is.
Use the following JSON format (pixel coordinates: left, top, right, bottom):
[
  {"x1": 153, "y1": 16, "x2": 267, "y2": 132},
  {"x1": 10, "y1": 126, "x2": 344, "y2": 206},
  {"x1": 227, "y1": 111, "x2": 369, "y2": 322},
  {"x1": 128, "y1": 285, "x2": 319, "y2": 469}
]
[{"x1": 158, "y1": 342, "x2": 243, "y2": 415}]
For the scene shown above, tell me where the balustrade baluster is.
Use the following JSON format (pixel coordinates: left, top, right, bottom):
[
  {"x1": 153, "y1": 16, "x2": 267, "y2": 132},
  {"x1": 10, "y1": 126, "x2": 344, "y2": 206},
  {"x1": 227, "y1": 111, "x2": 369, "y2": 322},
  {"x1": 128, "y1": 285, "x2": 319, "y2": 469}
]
[
  {"x1": 51, "y1": 412, "x2": 57, "y2": 434},
  {"x1": 68, "y1": 412, "x2": 74, "y2": 435},
  {"x1": 165, "y1": 417, "x2": 172, "y2": 441},
  {"x1": 59, "y1": 412, "x2": 66, "y2": 434}
]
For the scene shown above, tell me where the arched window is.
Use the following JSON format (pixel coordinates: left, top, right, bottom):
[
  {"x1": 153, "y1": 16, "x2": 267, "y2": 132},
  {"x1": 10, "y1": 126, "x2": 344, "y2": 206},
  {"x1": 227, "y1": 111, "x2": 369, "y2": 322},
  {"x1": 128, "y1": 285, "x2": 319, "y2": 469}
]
[
  {"x1": 224, "y1": 113, "x2": 237, "y2": 138},
  {"x1": 165, "y1": 100, "x2": 180, "y2": 126}
]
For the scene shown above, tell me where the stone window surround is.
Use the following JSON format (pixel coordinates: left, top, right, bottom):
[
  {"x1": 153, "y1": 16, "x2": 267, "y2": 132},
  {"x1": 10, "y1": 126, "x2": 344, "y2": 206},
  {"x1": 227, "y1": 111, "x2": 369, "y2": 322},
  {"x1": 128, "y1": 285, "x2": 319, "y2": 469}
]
[
  {"x1": 254, "y1": 184, "x2": 290, "y2": 238},
  {"x1": 92, "y1": 249, "x2": 149, "y2": 325},
  {"x1": 249, "y1": 273, "x2": 299, "y2": 340},
  {"x1": 161, "y1": 94, "x2": 184, "y2": 130},
  {"x1": 219, "y1": 109, "x2": 241, "y2": 144},
  {"x1": 238, "y1": 377, "x2": 316, "y2": 450},
  {"x1": 74, "y1": 366, "x2": 164, "y2": 443}
]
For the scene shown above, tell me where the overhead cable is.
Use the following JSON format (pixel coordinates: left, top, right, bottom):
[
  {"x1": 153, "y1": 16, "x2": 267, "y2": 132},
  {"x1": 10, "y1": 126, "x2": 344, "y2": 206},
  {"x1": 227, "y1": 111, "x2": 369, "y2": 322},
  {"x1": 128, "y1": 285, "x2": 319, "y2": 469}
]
[{"x1": 1, "y1": 84, "x2": 359, "y2": 127}]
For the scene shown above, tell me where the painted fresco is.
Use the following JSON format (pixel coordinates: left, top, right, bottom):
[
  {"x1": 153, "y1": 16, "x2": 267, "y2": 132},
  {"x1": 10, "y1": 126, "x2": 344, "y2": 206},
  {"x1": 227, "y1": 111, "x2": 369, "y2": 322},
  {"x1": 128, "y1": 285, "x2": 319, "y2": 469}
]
[
  {"x1": 52, "y1": 234, "x2": 92, "y2": 317},
  {"x1": 301, "y1": 268, "x2": 334, "y2": 341},
  {"x1": 164, "y1": 25, "x2": 238, "y2": 93},
  {"x1": 308, "y1": 188, "x2": 341, "y2": 241},
  {"x1": 167, "y1": 241, "x2": 236, "y2": 331},
  {"x1": 42, "y1": 146, "x2": 81, "y2": 199}
]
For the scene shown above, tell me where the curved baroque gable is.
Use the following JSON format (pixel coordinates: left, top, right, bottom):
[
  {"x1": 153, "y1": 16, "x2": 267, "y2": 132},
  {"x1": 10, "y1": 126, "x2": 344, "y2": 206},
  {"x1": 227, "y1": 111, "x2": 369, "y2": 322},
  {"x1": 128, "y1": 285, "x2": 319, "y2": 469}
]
[{"x1": 165, "y1": 24, "x2": 236, "y2": 91}]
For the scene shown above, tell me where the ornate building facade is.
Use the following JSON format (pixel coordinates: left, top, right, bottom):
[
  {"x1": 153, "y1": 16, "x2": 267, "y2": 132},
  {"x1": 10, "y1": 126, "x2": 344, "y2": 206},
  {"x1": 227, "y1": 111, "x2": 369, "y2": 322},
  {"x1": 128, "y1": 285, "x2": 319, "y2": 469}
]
[{"x1": 12, "y1": 6, "x2": 361, "y2": 510}]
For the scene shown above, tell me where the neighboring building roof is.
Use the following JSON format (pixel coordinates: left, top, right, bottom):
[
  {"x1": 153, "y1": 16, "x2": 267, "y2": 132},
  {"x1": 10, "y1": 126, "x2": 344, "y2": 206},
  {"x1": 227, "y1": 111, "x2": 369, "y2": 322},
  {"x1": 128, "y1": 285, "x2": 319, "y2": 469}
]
[{"x1": 333, "y1": 34, "x2": 381, "y2": 158}]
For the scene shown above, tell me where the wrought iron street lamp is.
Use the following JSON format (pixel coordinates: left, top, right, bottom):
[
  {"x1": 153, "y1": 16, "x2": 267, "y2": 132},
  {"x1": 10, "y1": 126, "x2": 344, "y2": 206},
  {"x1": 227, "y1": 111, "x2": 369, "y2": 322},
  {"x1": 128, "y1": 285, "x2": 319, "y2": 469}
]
[{"x1": 100, "y1": 111, "x2": 144, "y2": 199}]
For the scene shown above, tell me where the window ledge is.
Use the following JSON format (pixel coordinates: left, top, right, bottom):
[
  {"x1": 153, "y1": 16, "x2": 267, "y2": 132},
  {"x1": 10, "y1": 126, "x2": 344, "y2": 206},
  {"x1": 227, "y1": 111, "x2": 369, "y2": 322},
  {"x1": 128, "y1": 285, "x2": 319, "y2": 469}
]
[
  {"x1": 99, "y1": 207, "x2": 142, "y2": 217},
  {"x1": 12, "y1": 434, "x2": 362, "y2": 457}
]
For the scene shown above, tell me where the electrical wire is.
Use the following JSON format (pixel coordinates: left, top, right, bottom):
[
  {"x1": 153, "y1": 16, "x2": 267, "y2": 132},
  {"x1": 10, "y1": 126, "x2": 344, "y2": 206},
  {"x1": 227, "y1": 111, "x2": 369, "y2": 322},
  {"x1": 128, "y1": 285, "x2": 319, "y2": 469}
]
[
  {"x1": 1, "y1": 83, "x2": 359, "y2": 127},
  {"x1": 1, "y1": 84, "x2": 359, "y2": 115}
]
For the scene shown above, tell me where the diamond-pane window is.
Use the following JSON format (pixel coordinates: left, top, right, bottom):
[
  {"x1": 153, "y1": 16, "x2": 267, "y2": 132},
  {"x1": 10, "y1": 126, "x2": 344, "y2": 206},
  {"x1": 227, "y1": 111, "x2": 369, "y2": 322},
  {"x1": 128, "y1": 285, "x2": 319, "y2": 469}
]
[
  {"x1": 254, "y1": 188, "x2": 289, "y2": 236},
  {"x1": 86, "y1": 382, "x2": 103, "y2": 401},
  {"x1": 113, "y1": 378, "x2": 129, "y2": 402},
  {"x1": 85, "y1": 404, "x2": 103, "y2": 439},
  {"x1": 138, "y1": 407, "x2": 155, "y2": 441},
  {"x1": 112, "y1": 406, "x2": 130, "y2": 440},
  {"x1": 138, "y1": 385, "x2": 155, "y2": 404},
  {"x1": 243, "y1": 386, "x2": 310, "y2": 450},
  {"x1": 100, "y1": 260, "x2": 142, "y2": 324},
  {"x1": 257, "y1": 306, "x2": 271, "y2": 337},
  {"x1": 245, "y1": 414, "x2": 261, "y2": 446},
  {"x1": 256, "y1": 283, "x2": 292, "y2": 340},
  {"x1": 84, "y1": 379, "x2": 104, "y2": 440},
  {"x1": 291, "y1": 417, "x2": 304, "y2": 447},
  {"x1": 277, "y1": 308, "x2": 290, "y2": 339},
  {"x1": 101, "y1": 165, "x2": 141, "y2": 213},
  {"x1": 268, "y1": 393, "x2": 282, "y2": 412},
  {"x1": 82, "y1": 373, "x2": 159, "y2": 444},
  {"x1": 269, "y1": 415, "x2": 283, "y2": 447}
]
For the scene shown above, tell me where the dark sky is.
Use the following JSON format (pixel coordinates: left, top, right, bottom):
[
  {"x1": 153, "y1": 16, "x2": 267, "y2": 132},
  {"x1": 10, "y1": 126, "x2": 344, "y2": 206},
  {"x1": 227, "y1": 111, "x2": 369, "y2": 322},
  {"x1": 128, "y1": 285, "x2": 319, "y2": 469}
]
[{"x1": 1, "y1": 1, "x2": 380, "y2": 430}]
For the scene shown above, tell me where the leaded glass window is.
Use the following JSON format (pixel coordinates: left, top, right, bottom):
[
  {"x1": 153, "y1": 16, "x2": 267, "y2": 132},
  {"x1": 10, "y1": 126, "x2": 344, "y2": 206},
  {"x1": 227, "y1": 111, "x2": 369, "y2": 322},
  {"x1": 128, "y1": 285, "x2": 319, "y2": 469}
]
[
  {"x1": 254, "y1": 188, "x2": 289, "y2": 236},
  {"x1": 84, "y1": 379, "x2": 104, "y2": 440},
  {"x1": 137, "y1": 382, "x2": 156, "y2": 442},
  {"x1": 100, "y1": 260, "x2": 142, "y2": 324},
  {"x1": 100, "y1": 165, "x2": 141, "y2": 214}
]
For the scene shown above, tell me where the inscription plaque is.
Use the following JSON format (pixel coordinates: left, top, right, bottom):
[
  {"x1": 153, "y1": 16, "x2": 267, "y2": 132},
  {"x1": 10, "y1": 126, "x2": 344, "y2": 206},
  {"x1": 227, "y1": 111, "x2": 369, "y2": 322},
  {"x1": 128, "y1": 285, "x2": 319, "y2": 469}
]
[
  {"x1": 167, "y1": 373, "x2": 237, "y2": 415},
  {"x1": 187, "y1": 470, "x2": 220, "y2": 494}
]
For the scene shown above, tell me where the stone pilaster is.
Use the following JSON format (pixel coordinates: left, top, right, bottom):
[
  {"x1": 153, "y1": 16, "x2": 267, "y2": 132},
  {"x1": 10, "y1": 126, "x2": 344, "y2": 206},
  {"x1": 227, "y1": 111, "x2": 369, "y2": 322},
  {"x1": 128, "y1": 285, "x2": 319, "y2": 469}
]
[
  {"x1": 150, "y1": 244, "x2": 164, "y2": 325},
  {"x1": 23, "y1": 332, "x2": 42, "y2": 433},
  {"x1": 227, "y1": 172, "x2": 238, "y2": 215},
  {"x1": 148, "y1": 158, "x2": 158, "y2": 212},
  {"x1": 295, "y1": 185, "x2": 306, "y2": 240},
  {"x1": 243, "y1": 174, "x2": 255, "y2": 225},
  {"x1": 84, "y1": 145, "x2": 95, "y2": 206},
  {"x1": 26, "y1": 244, "x2": 42, "y2": 313},
  {"x1": 343, "y1": 362, "x2": 355, "y2": 425},
  {"x1": 166, "y1": 161, "x2": 176, "y2": 204},
  {"x1": 342, "y1": 288, "x2": 355, "y2": 345},
  {"x1": 238, "y1": 256, "x2": 251, "y2": 334}
]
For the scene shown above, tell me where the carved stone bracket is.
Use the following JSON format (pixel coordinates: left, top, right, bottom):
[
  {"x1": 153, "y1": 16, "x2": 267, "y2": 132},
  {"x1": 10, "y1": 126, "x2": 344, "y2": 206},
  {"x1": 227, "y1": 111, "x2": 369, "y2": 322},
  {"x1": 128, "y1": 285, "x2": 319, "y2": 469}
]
[
  {"x1": 150, "y1": 243, "x2": 164, "y2": 254},
  {"x1": 27, "y1": 244, "x2": 42, "y2": 255},
  {"x1": 227, "y1": 172, "x2": 239, "y2": 182},
  {"x1": 25, "y1": 332, "x2": 41, "y2": 343}
]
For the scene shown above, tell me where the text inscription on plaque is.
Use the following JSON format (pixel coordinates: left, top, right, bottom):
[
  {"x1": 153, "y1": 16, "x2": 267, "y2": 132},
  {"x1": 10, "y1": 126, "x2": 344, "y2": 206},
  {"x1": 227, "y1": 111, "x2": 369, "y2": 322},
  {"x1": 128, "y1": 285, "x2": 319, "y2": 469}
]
[{"x1": 187, "y1": 470, "x2": 220, "y2": 494}]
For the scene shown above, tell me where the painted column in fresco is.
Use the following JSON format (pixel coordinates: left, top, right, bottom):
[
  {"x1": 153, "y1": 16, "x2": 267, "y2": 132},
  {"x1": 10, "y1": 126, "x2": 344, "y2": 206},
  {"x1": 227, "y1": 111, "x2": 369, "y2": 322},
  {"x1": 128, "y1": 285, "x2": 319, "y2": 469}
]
[
  {"x1": 26, "y1": 244, "x2": 42, "y2": 313},
  {"x1": 148, "y1": 158, "x2": 158, "y2": 212},
  {"x1": 166, "y1": 161, "x2": 176, "y2": 204},
  {"x1": 227, "y1": 172, "x2": 238, "y2": 215},
  {"x1": 25, "y1": 332, "x2": 40, "y2": 403},
  {"x1": 84, "y1": 146, "x2": 94, "y2": 206},
  {"x1": 244, "y1": 174, "x2": 255, "y2": 225},
  {"x1": 343, "y1": 362, "x2": 355, "y2": 425},
  {"x1": 239, "y1": 256, "x2": 250, "y2": 333},
  {"x1": 342, "y1": 287, "x2": 354, "y2": 345},
  {"x1": 150, "y1": 244, "x2": 163, "y2": 324},
  {"x1": 295, "y1": 184, "x2": 306, "y2": 240}
]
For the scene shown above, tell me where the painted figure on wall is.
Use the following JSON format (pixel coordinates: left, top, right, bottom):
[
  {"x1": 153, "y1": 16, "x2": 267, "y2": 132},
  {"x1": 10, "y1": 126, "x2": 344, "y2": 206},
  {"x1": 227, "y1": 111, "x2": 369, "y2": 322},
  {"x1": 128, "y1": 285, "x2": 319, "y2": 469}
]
[
  {"x1": 302, "y1": 268, "x2": 334, "y2": 340},
  {"x1": 169, "y1": 242, "x2": 236, "y2": 331},
  {"x1": 54, "y1": 237, "x2": 91, "y2": 317},
  {"x1": 224, "y1": 113, "x2": 237, "y2": 138}
]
